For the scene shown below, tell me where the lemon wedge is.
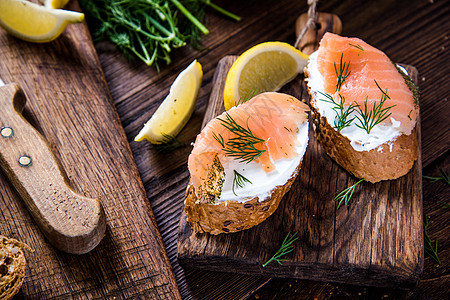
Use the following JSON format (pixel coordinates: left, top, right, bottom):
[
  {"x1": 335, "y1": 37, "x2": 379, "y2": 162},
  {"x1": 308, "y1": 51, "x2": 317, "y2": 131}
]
[
  {"x1": 0, "y1": 0, "x2": 84, "y2": 43},
  {"x1": 135, "y1": 60, "x2": 203, "y2": 144},
  {"x1": 223, "y1": 41, "x2": 309, "y2": 110},
  {"x1": 44, "y1": 0, "x2": 70, "y2": 9}
]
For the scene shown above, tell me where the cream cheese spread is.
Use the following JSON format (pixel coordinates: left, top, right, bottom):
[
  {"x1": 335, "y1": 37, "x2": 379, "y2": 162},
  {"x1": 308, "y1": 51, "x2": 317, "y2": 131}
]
[{"x1": 217, "y1": 122, "x2": 309, "y2": 203}]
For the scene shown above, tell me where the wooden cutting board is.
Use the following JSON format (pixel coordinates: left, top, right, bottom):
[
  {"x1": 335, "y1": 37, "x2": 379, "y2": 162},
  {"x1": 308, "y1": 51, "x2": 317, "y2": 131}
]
[
  {"x1": 177, "y1": 56, "x2": 423, "y2": 288},
  {"x1": 0, "y1": 2, "x2": 180, "y2": 299}
]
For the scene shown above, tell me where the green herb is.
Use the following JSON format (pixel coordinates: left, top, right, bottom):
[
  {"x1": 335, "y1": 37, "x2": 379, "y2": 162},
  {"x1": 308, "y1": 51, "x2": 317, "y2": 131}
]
[
  {"x1": 262, "y1": 232, "x2": 298, "y2": 267},
  {"x1": 408, "y1": 110, "x2": 413, "y2": 120},
  {"x1": 355, "y1": 80, "x2": 395, "y2": 134},
  {"x1": 203, "y1": 0, "x2": 241, "y2": 21},
  {"x1": 335, "y1": 53, "x2": 351, "y2": 92},
  {"x1": 423, "y1": 168, "x2": 450, "y2": 185},
  {"x1": 395, "y1": 64, "x2": 420, "y2": 109},
  {"x1": 319, "y1": 92, "x2": 357, "y2": 132},
  {"x1": 79, "y1": 0, "x2": 239, "y2": 68},
  {"x1": 232, "y1": 170, "x2": 252, "y2": 196},
  {"x1": 441, "y1": 202, "x2": 450, "y2": 209},
  {"x1": 349, "y1": 43, "x2": 364, "y2": 51},
  {"x1": 335, "y1": 179, "x2": 364, "y2": 209},
  {"x1": 153, "y1": 134, "x2": 185, "y2": 152},
  {"x1": 235, "y1": 89, "x2": 259, "y2": 106},
  {"x1": 213, "y1": 112, "x2": 266, "y2": 163},
  {"x1": 424, "y1": 215, "x2": 441, "y2": 265}
]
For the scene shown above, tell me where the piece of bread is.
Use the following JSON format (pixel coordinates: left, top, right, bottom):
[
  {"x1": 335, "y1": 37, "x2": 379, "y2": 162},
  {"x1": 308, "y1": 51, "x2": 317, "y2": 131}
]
[
  {"x1": 0, "y1": 236, "x2": 31, "y2": 300},
  {"x1": 185, "y1": 92, "x2": 309, "y2": 234},
  {"x1": 305, "y1": 33, "x2": 419, "y2": 183},
  {"x1": 185, "y1": 161, "x2": 303, "y2": 235},
  {"x1": 308, "y1": 104, "x2": 418, "y2": 183}
]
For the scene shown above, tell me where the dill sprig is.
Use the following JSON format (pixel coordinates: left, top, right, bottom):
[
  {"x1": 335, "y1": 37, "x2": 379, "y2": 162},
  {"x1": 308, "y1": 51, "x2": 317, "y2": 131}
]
[
  {"x1": 153, "y1": 134, "x2": 185, "y2": 152},
  {"x1": 423, "y1": 168, "x2": 450, "y2": 185},
  {"x1": 262, "y1": 232, "x2": 298, "y2": 267},
  {"x1": 319, "y1": 92, "x2": 357, "y2": 132},
  {"x1": 424, "y1": 215, "x2": 441, "y2": 265},
  {"x1": 355, "y1": 80, "x2": 396, "y2": 134},
  {"x1": 349, "y1": 43, "x2": 364, "y2": 51},
  {"x1": 335, "y1": 53, "x2": 351, "y2": 92},
  {"x1": 213, "y1": 113, "x2": 266, "y2": 163},
  {"x1": 232, "y1": 170, "x2": 252, "y2": 196},
  {"x1": 335, "y1": 179, "x2": 364, "y2": 209},
  {"x1": 79, "y1": 0, "x2": 240, "y2": 68},
  {"x1": 235, "y1": 89, "x2": 259, "y2": 106}
]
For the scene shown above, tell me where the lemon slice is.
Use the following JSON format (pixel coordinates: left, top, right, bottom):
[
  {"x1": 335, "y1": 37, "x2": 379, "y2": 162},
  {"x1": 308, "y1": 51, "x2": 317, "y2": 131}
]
[
  {"x1": 0, "y1": 0, "x2": 84, "y2": 43},
  {"x1": 135, "y1": 60, "x2": 203, "y2": 144},
  {"x1": 223, "y1": 41, "x2": 309, "y2": 110},
  {"x1": 44, "y1": 0, "x2": 70, "y2": 9}
]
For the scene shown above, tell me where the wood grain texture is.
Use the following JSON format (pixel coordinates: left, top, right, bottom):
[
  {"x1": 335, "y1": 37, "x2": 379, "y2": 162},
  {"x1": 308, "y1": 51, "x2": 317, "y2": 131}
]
[
  {"x1": 0, "y1": 1, "x2": 180, "y2": 299},
  {"x1": 295, "y1": 12, "x2": 342, "y2": 55},
  {"x1": 94, "y1": 0, "x2": 449, "y2": 298},
  {"x1": 0, "y1": 83, "x2": 105, "y2": 255},
  {"x1": 177, "y1": 56, "x2": 423, "y2": 288}
]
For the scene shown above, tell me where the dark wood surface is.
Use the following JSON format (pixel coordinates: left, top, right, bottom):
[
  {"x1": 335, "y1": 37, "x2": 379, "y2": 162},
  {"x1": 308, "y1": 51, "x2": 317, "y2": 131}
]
[
  {"x1": 2, "y1": 0, "x2": 446, "y2": 299},
  {"x1": 96, "y1": 0, "x2": 449, "y2": 298},
  {"x1": 177, "y1": 56, "x2": 423, "y2": 288},
  {"x1": 0, "y1": 2, "x2": 180, "y2": 298}
]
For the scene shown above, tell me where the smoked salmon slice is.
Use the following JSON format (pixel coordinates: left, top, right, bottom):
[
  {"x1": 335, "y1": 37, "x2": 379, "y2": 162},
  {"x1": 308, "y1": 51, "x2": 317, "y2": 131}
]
[
  {"x1": 316, "y1": 32, "x2": 418, "y2": 135},
  {"x1": 188, "y1": 92, "x2": 309, "y2": 191}
]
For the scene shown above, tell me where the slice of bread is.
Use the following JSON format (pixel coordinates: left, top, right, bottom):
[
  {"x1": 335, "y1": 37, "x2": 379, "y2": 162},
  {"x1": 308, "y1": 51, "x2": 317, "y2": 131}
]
[
  {"x1": 305, "y1": 34, "x2": 419, "y2": 183},
  {"x1": 185, "y1": 92, "x2": 309, "y2": 234},
  {"x1": 0, "y1": 236, "x2": 31, "y2": 300},
  {"x1": 185, "y1": 160, "x2": 303, "y2": 235},
  {"x1": 309, "y1": 102, "x2": 418, "y2": 183}
]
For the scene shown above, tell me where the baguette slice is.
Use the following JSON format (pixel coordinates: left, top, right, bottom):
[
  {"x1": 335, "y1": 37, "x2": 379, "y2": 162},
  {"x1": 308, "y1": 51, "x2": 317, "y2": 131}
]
[
  {"x1": 0, "y1": 236, "x2": 32, "y2": 300},
  {"x1": 305, "y1": 33, "x2": 419, "y2": 183},
  {"x1": 185, "y1": 92, "x2": 309, "y2": 234}
]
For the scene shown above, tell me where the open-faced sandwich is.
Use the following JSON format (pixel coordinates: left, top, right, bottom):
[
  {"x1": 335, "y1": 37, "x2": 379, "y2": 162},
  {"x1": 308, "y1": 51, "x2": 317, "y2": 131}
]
[
  {"x1": 185, "y1": 92, "x2": 309, "y2": 234},
  {"x1": 306, "y1": 33, "x2": 419, "y2": 183}
]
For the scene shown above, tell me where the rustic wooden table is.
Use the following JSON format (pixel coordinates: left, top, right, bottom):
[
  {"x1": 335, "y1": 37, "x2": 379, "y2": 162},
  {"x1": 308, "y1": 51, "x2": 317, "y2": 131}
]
[{"x1": 94, "y1": 0, "x2": 449, "y2": 298}]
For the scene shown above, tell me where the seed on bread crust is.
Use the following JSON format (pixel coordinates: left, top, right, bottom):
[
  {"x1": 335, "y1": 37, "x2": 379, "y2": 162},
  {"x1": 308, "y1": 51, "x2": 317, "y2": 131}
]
[
  {"x1": 184, "y1": 161, "x2": 303, "y2": 235},
  {"x1": 309, "y1": 97, "x2": 418, "y2": 183},
  {"x1": 0, "y1": 236, "x2": 32, "y2": 300}
]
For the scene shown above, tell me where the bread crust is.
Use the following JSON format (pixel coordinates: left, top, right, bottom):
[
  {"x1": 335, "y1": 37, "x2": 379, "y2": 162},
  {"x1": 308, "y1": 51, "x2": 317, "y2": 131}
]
[
  {"x1": 0, "y1": 236, "x2": 31, "y2": 300},
  {"x1": 185, "y1": 160, "x2": 303, "y2": 235},
  {"x1": 309, "y1": 97, "x2": 418, "y2": 183}
]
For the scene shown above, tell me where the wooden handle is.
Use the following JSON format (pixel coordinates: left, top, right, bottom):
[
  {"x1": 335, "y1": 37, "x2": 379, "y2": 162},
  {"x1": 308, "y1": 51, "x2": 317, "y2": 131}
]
[
  {"x1": 0, "y1": 83, "x2": 106, "y2": 254},
  {"x1": 295, "y1": 12, "x2": 342, "y2": 54},
  {"x1": 201, "y1": 56, "x2": 237, "y2": 128}
]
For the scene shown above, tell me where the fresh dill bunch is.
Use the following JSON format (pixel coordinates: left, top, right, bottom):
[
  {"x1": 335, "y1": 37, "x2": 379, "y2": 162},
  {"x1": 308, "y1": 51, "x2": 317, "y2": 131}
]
[
  {"x1": 334, "y1": 53, "x2": 351, "y2": 92},
  {"x1": 232, "y1": 170, "x2": 252, "y2": 196},
  {"x1": 153, "y1": 134, "x2": 185, "y2": 153},
  {"x1": 319, "y1": 92, "x2": 357, "y2": 132},
  {"x1": 424, "y1": 215, "x2": 441, "y2": 265},
  {"x1": 79, "y1": 0, "x2": 240, "y2": 68},
  {"x1": 355, "y1": 80, "x2": 396, "y2": 134},
  {"x1": 262, "y1": 232, "x2": 298, "y2": 267},
  {"x1": 335, "y1": 179, "x2": 364, "y2": 209},
  {"x1": 213, "y1": 112, "x2": 266, "y2": 163}
]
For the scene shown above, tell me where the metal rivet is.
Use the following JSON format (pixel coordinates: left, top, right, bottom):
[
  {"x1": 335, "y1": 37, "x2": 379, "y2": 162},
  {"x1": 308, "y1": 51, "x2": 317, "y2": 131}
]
[
  {"x1": 18, "y1": 155, "x2": 32, "y2": 167},
  {"x1": 0, "y1": 127, "x2": 13, "y2": 138}
]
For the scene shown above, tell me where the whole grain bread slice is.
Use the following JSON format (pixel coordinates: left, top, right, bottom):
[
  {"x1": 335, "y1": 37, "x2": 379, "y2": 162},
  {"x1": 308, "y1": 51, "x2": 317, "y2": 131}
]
[{"x1": 0, "y1": 236, "x2": 32, "y2": 300}]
